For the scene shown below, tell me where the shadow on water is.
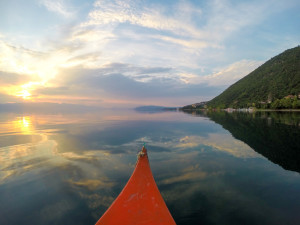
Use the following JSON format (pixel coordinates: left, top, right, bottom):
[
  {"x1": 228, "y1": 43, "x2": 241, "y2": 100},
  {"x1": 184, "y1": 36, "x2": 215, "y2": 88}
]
[{"x1": 182, "y1": 110, "x2": 300, "y2": 173}]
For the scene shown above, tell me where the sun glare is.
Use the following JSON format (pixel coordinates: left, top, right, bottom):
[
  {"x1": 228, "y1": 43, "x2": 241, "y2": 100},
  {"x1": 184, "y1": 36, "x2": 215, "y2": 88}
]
[
  {"x1": 17, "y1": 90, "x2": 32, "y2": 99},
  {"x1": 13, "y1": 81, "x2": 44, "y2": 100}
]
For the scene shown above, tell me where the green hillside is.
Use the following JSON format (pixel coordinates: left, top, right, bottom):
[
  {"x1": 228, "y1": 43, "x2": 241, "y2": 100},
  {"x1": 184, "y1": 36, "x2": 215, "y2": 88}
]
[{"x1": 207, "y1": 46, "x2": 300, "y2": 109}]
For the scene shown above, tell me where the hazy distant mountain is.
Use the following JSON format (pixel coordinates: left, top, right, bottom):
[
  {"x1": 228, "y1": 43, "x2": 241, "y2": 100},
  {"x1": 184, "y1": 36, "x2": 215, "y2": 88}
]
[{"x1": 135, "y1": 105, "x2": 177, "y2": 113}]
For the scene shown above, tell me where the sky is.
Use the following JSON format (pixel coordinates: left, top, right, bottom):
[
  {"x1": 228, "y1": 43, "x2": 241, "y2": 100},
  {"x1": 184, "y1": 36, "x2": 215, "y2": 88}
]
[{"x1": 0, "y1": 0, "x2": 299, "y2": 108}]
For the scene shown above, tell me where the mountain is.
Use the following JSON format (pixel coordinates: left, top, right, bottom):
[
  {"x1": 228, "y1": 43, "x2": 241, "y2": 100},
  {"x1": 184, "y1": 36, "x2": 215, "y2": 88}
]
[
  {"x1": 191, "y1": 46, "x2": 300, "y2": 109},
  {"x1": 135, "y1": 105, "x2": 177, "y2": 113}
]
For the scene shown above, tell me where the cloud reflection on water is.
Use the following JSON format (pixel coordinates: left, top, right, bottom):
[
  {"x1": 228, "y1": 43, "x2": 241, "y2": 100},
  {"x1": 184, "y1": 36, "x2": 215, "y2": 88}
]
[
  {"x1": 0, "y1": 110, "x2": 262, "y2": 189},
  {"x1": 177, "y1": 134, "x2": 260, "y2": 158},
  {"x1": 0, "y1": 111, "x2": 299, "y2": 225}
]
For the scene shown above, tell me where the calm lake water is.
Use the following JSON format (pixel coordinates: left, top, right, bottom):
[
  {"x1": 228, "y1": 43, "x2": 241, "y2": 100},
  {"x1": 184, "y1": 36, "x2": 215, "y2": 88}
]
[{"x1": 0, "y1": 110, "x2": 299, "y2": 225}]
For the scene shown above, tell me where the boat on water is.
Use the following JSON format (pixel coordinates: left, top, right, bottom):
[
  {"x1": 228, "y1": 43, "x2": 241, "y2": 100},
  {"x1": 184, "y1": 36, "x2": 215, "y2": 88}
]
[{"x1": 95, "y1": 146, "x2": 176, "y2": 225}]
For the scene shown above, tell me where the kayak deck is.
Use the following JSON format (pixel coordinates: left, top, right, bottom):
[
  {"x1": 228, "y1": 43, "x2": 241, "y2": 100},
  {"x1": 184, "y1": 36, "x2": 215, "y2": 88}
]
[{"x1": 95, "y1": 147, "x2": 176, "y2": 225}]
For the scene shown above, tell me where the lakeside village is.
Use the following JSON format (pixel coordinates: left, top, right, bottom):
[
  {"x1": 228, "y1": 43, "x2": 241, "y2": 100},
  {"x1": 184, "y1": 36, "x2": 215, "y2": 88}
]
[{"x1": 186, "y1": 94, "x2": 300, "y2": 112}]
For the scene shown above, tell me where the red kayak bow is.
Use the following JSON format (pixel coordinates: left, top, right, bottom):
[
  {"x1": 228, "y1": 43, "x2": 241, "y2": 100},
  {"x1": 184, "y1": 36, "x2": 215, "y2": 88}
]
[{"x1": 95, "y1": 147, "x2": 176, "y2": 225}]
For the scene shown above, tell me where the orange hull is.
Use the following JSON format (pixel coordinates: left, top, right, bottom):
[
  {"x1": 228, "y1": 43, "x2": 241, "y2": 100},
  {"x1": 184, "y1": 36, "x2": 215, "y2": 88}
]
[{"x1": 96, "y1": 147, "x2": 176, "y2": 225}]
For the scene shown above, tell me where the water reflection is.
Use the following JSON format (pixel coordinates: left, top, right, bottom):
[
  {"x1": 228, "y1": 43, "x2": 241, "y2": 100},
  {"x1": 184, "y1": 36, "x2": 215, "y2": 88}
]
[
  {"x1": 177, "y1": 134, "x2": 259, "y2": 158},
  {"x1": 0, "y1": 116, "x2": 33, "y2": 135},
  {"x1": 15, "y1": 116, "x2": 33, "y2": 134},
  {"x1": 183, "y1": 110, "x2": 300, "y2": 173},
  {"x1": 0, "y1": 110, "x2": 300, "y2": 225}
]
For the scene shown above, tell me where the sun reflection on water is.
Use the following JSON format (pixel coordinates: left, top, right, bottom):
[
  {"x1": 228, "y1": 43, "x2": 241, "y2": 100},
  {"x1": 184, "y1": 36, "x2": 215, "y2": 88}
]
[{"x1": 14, "y1": 116, "x2": 34, "y2": 135}]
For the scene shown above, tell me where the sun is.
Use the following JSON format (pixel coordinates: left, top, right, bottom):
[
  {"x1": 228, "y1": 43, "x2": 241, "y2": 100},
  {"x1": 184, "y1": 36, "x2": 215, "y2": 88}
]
[
  {"x1": 17, "y1": 89, "x2": 32, "y2": 99},
  {"x1": 14, "y1": 82, "x2": 41, "y2": 100}
]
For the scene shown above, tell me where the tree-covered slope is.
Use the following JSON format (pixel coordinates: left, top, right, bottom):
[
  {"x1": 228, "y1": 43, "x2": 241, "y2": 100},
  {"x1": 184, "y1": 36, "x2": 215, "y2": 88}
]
[{"x1": 208, "y1": 46, "x2": 300, "y2": 108}]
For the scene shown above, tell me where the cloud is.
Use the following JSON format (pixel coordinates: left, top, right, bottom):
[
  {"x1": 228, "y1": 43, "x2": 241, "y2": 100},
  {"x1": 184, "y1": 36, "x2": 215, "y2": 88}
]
[
  {"x1": 0, "y1": 70, "x2": 35, "y2": 102},
  {"x1": 0, "y1": 35, "x2": 262, "y2": 106},
  {"x1": 29, "y1": 56, "x2": 265, "y2": 106},
  {"x1": 40, "y1": 0, "x2": 75, "y2": 18},
  {"x1": 33, "y1": 65, "x2": 223, "y2": 105},
  {"x1": 1, "y1": 0, "x2": 298, "y2": 106},
  {"x1": 84, "y1": 0, "x2": 282, "y2": 46},
  {"x1": 152, "y1": 35, "x2": 223, "y2": 50},
  {"x1": 87, "y1": 0, "x2": 200, "y2": 36},
  {"x1": 0, "y1": 92, "x2": 22, "y2": 103},
  {"x1": 70, "y1": 29, "x2": 115, "y2": 42},
  {"x1": 0, "y1": 71, "x2": 32, "y2": 85},
  {"x1": 0, "y1": 32, "x2": 262, "y2": 105},
  {"x1": 184, "y1": 60, "x2": 264, "y2": 86},
  {"x1": 90, "y1": 63, "x2": 172, "y2": 81},
  {"x1": 33, "y1": 86, "x2": 70, "y2": 96},
  {"x1": 0, "y1": 40, "x2": 45, "y2": 76}
]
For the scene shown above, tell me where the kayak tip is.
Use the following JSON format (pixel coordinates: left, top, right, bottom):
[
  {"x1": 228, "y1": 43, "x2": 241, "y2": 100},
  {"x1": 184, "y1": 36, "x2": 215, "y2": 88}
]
[{"x1": 137, "y1": 145, "x2": 147, "y2": 160}]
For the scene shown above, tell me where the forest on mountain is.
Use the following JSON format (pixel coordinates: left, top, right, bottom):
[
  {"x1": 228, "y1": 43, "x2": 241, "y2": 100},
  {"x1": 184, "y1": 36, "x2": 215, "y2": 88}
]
[{"x1": 183, "y1": 46, "x2": 300, "y2": 110}]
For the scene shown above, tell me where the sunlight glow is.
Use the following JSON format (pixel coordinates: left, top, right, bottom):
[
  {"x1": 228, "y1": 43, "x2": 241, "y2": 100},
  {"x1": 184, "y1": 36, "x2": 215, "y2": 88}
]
[
  {"x1": 18, "y1": 90, "x2": 31, "y2": 99},
  {"x1": 14, "y1": 81, "x2": 44, "y2": 100}
]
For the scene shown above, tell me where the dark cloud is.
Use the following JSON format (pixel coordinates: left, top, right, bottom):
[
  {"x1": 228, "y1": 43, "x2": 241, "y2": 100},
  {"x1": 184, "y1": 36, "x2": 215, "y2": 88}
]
[
  {"x1": 50, "y1": 65, "x2": 222, "y2": 102},
  {"x1": 83, "y1": 63, "x2": 173, "y2": 77},
  {"x1": 34, "y1": 86, "x2": 70, "y2": 95},
  {"x1": 82, "y1": 73, "x2": 220, "y2": 98},
  {"x1": 100, "y1": 63, "x2": 172, "y2": 75}
]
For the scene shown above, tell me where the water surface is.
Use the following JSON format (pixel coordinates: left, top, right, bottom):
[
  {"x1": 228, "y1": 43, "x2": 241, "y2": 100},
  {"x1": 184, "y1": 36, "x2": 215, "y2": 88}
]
[{"x1": 0, "y1": 110, "x2": 299, "y2": 225}]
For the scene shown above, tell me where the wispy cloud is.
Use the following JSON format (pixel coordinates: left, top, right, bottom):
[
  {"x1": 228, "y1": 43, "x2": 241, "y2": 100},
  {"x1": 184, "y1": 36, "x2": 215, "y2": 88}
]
[
  {"x1": 40, "y1": 0, "x2": 75, "y2": 18},
  {"x1": 204, "y1": 60, "x2": 263, "y2": 86},
  {"x1": 84, "y1": 0, "x2": 282, "y2": 45},
  {"x1": 181, "y1": 60, "x2": 264, "y2": 86},
  {"x1": 87, "y1": 0, "x2": 197, "y2": 35}
]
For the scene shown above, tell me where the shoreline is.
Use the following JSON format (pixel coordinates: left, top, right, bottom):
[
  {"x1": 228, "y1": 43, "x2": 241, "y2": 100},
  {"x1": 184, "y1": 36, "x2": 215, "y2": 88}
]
[{"x1": 180, "y1": 108, "x2": 300, "y2": 112}]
